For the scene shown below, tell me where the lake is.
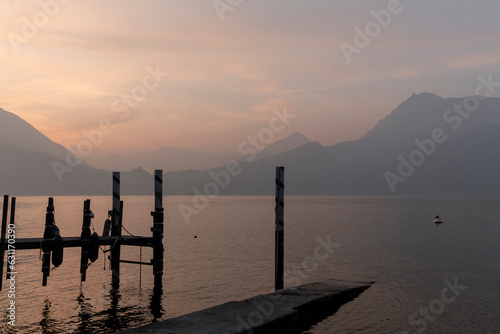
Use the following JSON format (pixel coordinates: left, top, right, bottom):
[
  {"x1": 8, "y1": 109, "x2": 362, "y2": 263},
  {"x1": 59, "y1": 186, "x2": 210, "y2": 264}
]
[{"x1": 0, "y1": 195, "x2": 499, "y2": 333}]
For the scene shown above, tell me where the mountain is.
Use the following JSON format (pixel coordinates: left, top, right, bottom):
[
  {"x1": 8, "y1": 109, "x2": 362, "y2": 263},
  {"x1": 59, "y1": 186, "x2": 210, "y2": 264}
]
[
  {"x1": 0, "y1": 140, "x2": 105, "y2": 195},
  {"x1": 359, "y1": 92, "x2": 500, "y2": 152},
  {"x1": 392, "y1": 123, "x2": 500, "y2": 195},
  {"x1": 164, "y1": 93, "x2": 500, "y2": 197},
  {"x1": 86, "y1": 147, "x2": 236, "y2": 173},
  {"x1": 0, "y1": 105, "x2": 313, "y2": 195},
  {"x1": 3, "y1": 93, "x2": 500, "y2": 196},
  {"x1": 0, "y1": 139, "x2": 158, "y2": 196},
  {"x1": 254, "y1": 132, "x2": 311, "y2": 161},
  {"x1": 0, "y1": 108, "x2": 69, "y2": 160},
  {"x1": 86, "y1": 132, "x2": 311, "y2": 173}
]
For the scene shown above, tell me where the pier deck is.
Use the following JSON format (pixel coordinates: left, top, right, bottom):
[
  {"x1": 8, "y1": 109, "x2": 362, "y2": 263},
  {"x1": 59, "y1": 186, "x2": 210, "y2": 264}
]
[{"x1": 120, "y1": 279, "x2": 373, "y2": 334}]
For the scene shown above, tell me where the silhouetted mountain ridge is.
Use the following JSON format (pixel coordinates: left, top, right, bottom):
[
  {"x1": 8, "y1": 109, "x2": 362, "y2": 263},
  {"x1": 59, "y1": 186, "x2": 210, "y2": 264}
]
[
  {"x1": 87, "y1": 132, "x2": 311, "y2": 172},
  {"x1": 164, "y1": 93, "x2": 500, "y2": 196},
  {"x1": 255, "y1": 132, "x2": 311, "y2": 161},
  {"x1": 2, "y1": 93, "x2": 500, "y2": 196},
  {"x1": 0, "y1": 108, "x2": 69, "y2": 160}
]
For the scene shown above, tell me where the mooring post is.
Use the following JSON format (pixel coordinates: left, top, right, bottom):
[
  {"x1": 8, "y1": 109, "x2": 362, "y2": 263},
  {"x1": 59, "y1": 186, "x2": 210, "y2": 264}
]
[
  {"x1": 275, "y1": 166, "x2": 285, "y2": 291},
  {"x1": 6, "y1": 197, "x2": 16, "y2": 280},
  {"x1": 0, "y1": 195, "x2": 9, "y2": 291},
  {"x1": 80, "y1": 199, "x2": 93, "y2": 282},
  {"x1": 111, "y1": 172, "x2": 121, "y2": 290},
  {"x1": 42, "y1": 198, "x2": 55, "y2": 286},
  {"x1": 151, "y1": 170, "x2": 164, "y2": 288}
]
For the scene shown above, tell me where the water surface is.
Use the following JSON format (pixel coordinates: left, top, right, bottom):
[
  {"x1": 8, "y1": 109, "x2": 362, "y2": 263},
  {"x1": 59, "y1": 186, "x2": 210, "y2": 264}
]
[{"x1": 0, "y1": 196, "x2": 498, "y2": 333}]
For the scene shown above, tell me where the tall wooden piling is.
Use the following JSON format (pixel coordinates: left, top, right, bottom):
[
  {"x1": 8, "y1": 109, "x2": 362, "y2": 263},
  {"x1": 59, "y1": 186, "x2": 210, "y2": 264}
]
[
  {"x1": 80, "y1": 199, "x2": 93, "y2": 282},
  {"x1": 0, "y1": 195, "x2": 9, "y2": 291},
  {"x1": 152, "y1": 170, "x2": 164, "y2": 288},
  {"x1": 275, "y1": 167, "x2": 285, "y2": 291},
  {"x1": 111, "y1": 172, "x2": 121, "y2": 290},
  {"x1": 6, "y1": 197, "x2": 16, "y2": 280},
  {"x1": 42, "y1": 198, "x2": 55, "y2": 286}
]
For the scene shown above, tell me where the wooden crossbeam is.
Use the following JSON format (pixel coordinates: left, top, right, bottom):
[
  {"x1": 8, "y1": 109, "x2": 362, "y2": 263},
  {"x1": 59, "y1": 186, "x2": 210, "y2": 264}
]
[{"x1": 4, "y1": 236, "x2": 154, "y2": 250}]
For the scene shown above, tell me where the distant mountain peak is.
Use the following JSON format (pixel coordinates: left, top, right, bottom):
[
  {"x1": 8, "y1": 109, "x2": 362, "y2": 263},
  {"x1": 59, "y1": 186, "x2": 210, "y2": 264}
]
[
  {"x1": 127, "y1": 167, "x2": 150, "y2": 175},
  {"x1": 255, "y1": 131, "x2": 312, "y2": 161},
  {"x1": 282, "y1": 131, "x2": 311, "y2": 143},
  {"x1": 402, "y1": 92, "x2": 444, "y2": 106},
  {"x1": 410, "y1": 91, "x2": 442, "y2": 98},
  {"x1": 287, "y1": 131, "x2": 311, "y2": 141},
  {"x1": 360, "y1": 92, "x2": 500, "y2": 149}
]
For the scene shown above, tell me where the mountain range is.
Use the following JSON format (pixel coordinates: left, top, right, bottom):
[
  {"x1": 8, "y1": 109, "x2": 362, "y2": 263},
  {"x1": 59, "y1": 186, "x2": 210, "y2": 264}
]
[
  {"x1": 2, "y1": 92, "x2": 500, "y2": 197},
  {"x1": 85, "y1": 132, "x2": 311, "y2": 173}
]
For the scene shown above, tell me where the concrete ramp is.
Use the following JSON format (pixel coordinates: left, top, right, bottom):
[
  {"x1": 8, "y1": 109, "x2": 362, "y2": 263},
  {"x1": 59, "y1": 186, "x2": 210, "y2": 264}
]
[{"x1": 121, "y1": 279, "x2": 373, "y2": 334}]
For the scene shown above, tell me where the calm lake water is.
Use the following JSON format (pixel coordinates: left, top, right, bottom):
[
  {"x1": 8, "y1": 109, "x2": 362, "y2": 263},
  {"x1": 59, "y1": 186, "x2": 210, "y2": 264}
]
[{"x1": 0, "y1": 196, "x2": 499, "y2": 333}]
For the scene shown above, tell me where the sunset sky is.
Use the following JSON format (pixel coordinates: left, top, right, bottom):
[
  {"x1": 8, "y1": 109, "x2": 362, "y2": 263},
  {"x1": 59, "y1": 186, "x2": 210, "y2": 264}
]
[{"x1": 1, "y1": 0, "x2": 499, "y2": 156}]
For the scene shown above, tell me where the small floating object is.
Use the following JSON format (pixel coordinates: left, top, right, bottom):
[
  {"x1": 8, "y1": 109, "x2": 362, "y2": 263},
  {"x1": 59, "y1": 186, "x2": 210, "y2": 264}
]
[
  {"x1": 433, "y1": 215, "x2": 443, "y2": 224},
  {"x1": 194, "y1": 235, "x2": 198, "y2": 239},
  {"x1": 52, "y1": 235, "x2": 64, "y2": 267},
  {"x1": 89, "y1": 232, "x2": 100, "y2": 263}
]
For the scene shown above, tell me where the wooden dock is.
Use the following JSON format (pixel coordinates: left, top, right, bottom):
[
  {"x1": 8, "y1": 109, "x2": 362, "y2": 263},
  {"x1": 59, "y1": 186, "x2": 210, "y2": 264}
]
[{"x1": 0, "y1": 170, "x2": 164, "y2": 290}]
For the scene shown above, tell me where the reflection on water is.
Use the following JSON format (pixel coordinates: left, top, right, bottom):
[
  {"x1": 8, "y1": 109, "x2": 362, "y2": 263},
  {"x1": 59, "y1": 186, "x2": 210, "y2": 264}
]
[
  {"x1": 29, "y1": 284, "x2": 164, "y2": 334},
  {"x1": 76, "y1": 291, "x2": 92, "y2": 334},
  {"x1": 150, "y1": 285, "x2": 164, "y2": 320},
  {"x1": 39, "y1": 299, "x2": 61, "y2": 334}
]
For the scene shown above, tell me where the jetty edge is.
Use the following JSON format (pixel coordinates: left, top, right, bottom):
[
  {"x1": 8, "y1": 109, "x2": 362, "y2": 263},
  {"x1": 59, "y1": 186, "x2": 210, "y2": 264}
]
[{"x1": 120, "y1": 279, "x2": 373, "y2": 334}]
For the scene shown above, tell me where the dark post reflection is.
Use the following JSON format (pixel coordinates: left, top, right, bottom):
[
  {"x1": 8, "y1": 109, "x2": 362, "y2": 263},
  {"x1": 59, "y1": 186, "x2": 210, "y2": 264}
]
[
  {"x1": 150, "y1": 284, "x2": 164, "y2": 320},
  {"x1": 75, "y1": 289, "x2": 93, "y2": 334},
  {"x1": 103, "y1": 286, "x2": 122, "y2": 330},
  {"x1": 39, "y1": 298, "x2": 61, "y2": 334}
]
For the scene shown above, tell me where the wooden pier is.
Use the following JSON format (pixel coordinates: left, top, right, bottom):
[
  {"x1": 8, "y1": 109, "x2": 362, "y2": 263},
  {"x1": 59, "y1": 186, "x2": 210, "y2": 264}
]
[{"x1": 0, "y1": 170, "x2": 164, "y2": 292}]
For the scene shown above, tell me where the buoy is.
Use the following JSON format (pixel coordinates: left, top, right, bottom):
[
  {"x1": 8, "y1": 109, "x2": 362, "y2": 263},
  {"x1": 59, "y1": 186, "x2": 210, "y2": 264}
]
[
  {"x1": 194, "y1": 235, "x2": 197, "y2": 239},
  {"x1": 89, "y1": 232, "x2": 100, "y2": 262},
  {"x1": 52, "y1": 235, "x2": 64, "y2": 267},
  {"x1": 103, "y1": 219, "x2": 111, "y2": 237},
  {"x1": 433, "y1": 215, "x2": 443, "y2": 224}
]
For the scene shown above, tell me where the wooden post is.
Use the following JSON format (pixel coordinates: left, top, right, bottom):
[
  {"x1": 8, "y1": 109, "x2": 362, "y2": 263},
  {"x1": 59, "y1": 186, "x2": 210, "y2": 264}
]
[
  {"x1": 6, "y1": 197, "x2": 16, "y2": 280},
  {"x1": 42, "y1": 198, "x2": 55, "y2": 286},
  {"x1": 80, "y1": 199, "x2": 93, "y2": 282},
  {"x1": 111, "y1": 172, "x2": 121, "y2": 290},
  {"x1": 152, "y1": 170, "x2": 164, "y2": 289},
  {"x1": 275, "y1": 167, "x2": 285, "y2": 291},
  {"x1": 0, "y1": 195, "x2": 9, "y2": 291}
]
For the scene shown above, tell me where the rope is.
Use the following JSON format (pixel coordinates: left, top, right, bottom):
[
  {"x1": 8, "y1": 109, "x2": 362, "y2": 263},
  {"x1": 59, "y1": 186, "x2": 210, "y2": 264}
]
[
  {"x1": 122, "y1": 225, "x2": 140, "y2": 238},
  {"x1": 139, "y1": 245, "x2": 142, "y2": 288},
  {"x1": 103, "y1": 245, "x2": 106, "y2": 270},
  {"x1": 102, "y1": 238, "x2": 118, "y2": 253}
]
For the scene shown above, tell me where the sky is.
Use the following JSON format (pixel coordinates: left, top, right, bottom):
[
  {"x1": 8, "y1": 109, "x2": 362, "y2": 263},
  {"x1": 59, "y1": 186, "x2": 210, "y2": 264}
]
[{"x1": 1, "y1": 0, "x2": 499, "y2": 156}]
